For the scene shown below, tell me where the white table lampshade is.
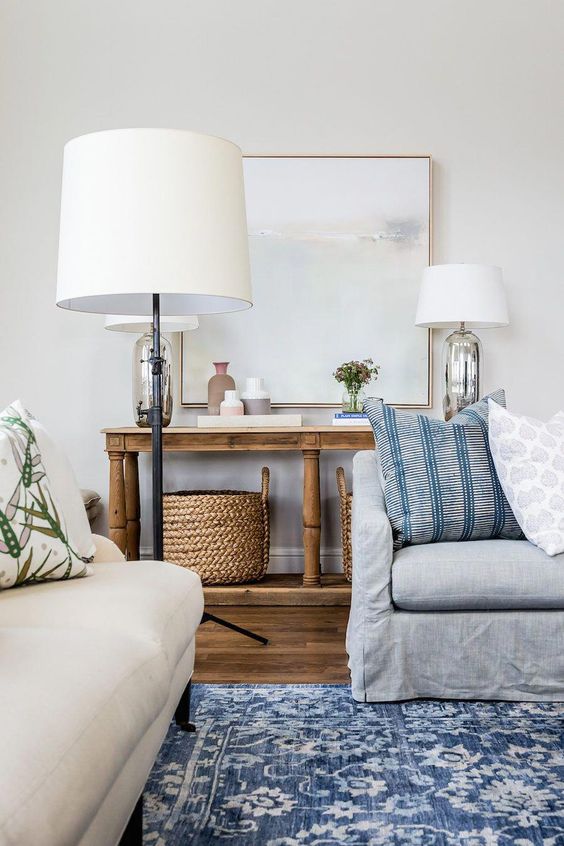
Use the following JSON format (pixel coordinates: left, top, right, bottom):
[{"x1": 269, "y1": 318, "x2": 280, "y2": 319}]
[
  {"x1": 415, "y1": 264, "x2": 509, "y2": 419},
  {"x1": 104, "y1": 315, "x2": 199, "y2": 333},
  {"x1": 415, "y1": 264, "x2": 508, "y2": 329}
]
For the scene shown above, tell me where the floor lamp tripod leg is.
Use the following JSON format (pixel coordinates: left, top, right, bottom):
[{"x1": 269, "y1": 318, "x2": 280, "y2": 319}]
[{"x1": 201, "y1": 611, "x2": 269, "y2": 645}]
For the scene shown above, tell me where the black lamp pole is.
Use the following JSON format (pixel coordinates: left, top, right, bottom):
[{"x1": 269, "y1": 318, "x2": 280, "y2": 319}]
[
  {"x1": 149, "y1": 293, "x2": 164, "y2": 561},
  {"x1": 146, "y1": 293, "x2": 267, "y2": 645}
]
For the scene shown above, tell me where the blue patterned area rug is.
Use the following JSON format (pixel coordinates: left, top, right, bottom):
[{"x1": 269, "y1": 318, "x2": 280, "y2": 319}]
[{"x1": 144, "y1": 684, "x2": 564, "y2": 845}]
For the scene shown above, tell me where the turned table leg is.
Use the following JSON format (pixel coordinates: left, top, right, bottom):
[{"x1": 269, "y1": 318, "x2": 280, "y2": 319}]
[
  {"x1": 125, "y1": 452, "x2": 140, "y2": 560},
  {"x1": 302, "y1": 449, "x2": 321, "y2": 587},
  {"x1": 108, "y1": 450, "x2": 127, "y2": 555}
]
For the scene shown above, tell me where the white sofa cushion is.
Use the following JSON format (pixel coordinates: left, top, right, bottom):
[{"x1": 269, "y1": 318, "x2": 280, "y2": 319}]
[
  {"x1": 0, "y1": 401, "x2": 93, "y2": 589},
  {"x1": 0, "y1": 560, "x2": 203, "y2": 668}
]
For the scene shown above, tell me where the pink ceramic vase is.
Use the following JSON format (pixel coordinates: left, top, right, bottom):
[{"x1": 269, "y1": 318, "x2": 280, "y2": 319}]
[{"x1": 207, "y1": 362, "x2": 235, "y2": 415}]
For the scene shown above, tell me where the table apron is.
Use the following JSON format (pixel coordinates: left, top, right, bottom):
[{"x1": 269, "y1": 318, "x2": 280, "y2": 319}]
[
  {"x1": 108, "y1": 433, "x2": 374, "y2": 453},
  {"x1": 104, "y1": 430, "x2": 374, "y2": 587}
]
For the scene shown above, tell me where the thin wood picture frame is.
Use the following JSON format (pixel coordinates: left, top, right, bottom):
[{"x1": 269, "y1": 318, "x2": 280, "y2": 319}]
[{"x1": 180, "y1": 154, "x2": 433, "y2": 409}]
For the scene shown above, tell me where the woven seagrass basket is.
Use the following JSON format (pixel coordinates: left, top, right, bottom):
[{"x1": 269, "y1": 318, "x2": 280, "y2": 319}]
[
  {"x1": 336, "y1": 467, "x2": 352, "y2": 582},
  {"x1": 163, "y1": 467, "x2": 270, "y2": 585}
]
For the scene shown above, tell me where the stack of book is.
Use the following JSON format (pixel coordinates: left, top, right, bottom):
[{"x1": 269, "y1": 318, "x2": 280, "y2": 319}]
[{"x1": 332, "y1": 412, "x2": 370, "y2": 426}]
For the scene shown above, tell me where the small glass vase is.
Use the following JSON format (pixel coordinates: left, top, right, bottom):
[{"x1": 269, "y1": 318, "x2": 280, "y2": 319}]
[{"x1": 342, "y1": 388, "x2": 365, "y2": 413}]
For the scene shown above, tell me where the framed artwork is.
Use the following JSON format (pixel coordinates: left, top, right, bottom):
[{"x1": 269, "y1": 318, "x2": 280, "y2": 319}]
[{"x1": 181, "y1": 154, "x2": 432, "y2": 408}]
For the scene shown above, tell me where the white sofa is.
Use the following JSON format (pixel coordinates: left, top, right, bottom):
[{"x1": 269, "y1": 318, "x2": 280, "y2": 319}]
[{"x1": 0, "y1": 535, "x2": 204, "y2": 846}]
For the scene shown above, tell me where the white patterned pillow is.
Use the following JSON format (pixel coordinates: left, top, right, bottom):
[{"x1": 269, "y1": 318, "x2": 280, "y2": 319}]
[
  {"x1": 488, "y1": 400, "x2": 564, "y2": 556},
  {"x1": 0, "y1": 402, "x2": 93, "y2": 589}
]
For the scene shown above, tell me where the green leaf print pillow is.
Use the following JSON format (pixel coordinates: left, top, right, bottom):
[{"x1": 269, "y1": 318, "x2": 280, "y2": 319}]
[{"x1": 0, "y1": 402, "x2": 93, "y2": 589}]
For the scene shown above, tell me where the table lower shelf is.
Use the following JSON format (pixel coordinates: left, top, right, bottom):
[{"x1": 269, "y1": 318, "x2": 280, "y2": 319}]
[{"x1": 203, "y1": 573, "x2": 351, "y2": 606}]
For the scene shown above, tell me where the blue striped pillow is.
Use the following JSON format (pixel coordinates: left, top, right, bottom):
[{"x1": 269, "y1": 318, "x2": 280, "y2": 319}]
[{"x1": 364, "y1": 391, "x2": 523, "y2": 549}]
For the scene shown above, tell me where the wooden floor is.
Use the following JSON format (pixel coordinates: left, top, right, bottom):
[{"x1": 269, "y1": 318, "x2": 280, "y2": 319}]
[{"x1": 193, "y1": 606, "x2": 351, "y2": 683}]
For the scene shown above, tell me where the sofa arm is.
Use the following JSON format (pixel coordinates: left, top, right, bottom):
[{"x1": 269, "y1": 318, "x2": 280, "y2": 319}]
[
  {"x1": 350, "y1": 450, "x2": 394, "y2": 619},
  {"x1": 92, "y1": 534, "x2": 126, "y2": 563}
]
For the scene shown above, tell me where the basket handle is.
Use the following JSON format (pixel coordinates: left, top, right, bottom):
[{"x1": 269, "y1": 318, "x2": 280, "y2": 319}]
[
  {"x1": 261, "y1": 466, "x2": 270, "y2": 501},
  {"x1": 336, "y1": 466, "x2": 348, "y2": 505}
]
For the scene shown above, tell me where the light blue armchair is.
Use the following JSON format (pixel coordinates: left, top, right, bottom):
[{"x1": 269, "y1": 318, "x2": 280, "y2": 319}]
[{"x1": 346, "y1": 450, "x2": 564, "y2": 702}]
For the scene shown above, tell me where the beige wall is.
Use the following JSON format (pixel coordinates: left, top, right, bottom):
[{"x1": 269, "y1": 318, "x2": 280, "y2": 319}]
[{"x1": 1, "y1": 0, "x2": 562, "y2": 565}]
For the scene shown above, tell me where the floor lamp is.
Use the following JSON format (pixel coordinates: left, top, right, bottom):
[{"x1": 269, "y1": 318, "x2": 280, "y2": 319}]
[{"x1": 56, "y1": 128, "x2": 267, "y2": 645}]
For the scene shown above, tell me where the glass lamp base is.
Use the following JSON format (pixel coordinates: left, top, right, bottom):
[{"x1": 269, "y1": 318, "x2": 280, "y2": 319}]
[
  {"x1": 133, "y1": 332, "x2": 173, "y2": 427},
  {"x1": 442, "y1": 327, "x2": 482, "y2": 421}
]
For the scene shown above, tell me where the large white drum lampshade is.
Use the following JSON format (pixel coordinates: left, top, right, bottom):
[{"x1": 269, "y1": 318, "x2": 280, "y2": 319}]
[{"x1": 56, "y1": 128, "x2": 252, "y2": 315}]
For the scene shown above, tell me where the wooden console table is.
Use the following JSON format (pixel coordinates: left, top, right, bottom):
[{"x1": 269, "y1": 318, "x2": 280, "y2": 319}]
[{"x1": 103, "y1": 426, "x2": 374, "y2": 593}]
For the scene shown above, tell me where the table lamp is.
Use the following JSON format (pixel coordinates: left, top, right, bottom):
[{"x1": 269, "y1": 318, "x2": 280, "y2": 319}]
[
  {"x1": 56, "y1": 128, "x2": 252, "y2": 561},
  {"x1": 105, "y1": 314, "x2": 199, "y2": 428},
  {"x1": 415, "y1": 264, "x2": 509, "y2": 420}
]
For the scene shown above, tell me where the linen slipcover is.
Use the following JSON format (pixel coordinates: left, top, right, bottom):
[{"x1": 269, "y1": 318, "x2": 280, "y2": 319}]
[{"x1": 346, "y1": 450, "x2": 564, "y2": 702}]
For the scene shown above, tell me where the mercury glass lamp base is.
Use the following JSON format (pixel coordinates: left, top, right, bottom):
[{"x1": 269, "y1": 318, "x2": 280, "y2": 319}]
[
  {"x1": 442, "y1": 325, "x2": 482, "y2": 421},
  {"x1": 133, "y1": 331, "x2": 173, "y2": 427}
]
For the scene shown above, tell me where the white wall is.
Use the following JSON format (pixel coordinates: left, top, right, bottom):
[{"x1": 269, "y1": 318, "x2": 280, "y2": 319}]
[{"x1": 1, "y1": 0, "x2": 563, "y2": 566}]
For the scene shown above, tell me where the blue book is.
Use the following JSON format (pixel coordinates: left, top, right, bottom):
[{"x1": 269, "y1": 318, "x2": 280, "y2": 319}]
[{"x1": 334, "y1": 412, "x2": 367, "y2": 419}]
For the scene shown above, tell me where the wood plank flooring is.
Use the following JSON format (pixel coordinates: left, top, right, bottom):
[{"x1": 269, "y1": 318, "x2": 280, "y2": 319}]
[{"x1": 193, "y1": 606, "x2": 351, "y2": 683}]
